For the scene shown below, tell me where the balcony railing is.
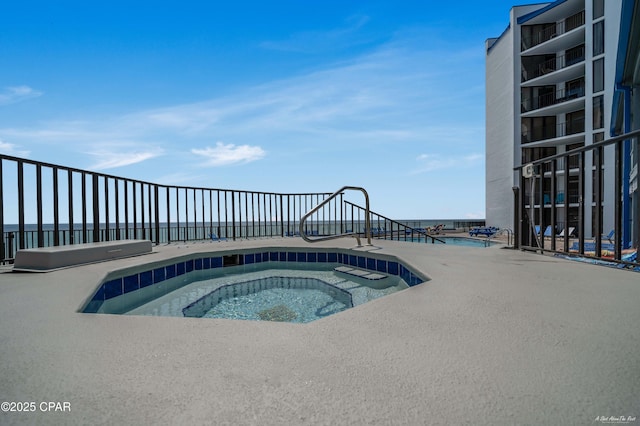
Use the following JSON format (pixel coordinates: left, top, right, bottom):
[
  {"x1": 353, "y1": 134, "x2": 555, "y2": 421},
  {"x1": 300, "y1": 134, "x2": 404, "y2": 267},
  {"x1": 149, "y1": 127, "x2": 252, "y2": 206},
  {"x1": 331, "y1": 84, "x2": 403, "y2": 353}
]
[
  {"x1": 521, "y1": 10, "x2": 585, "y2": 51},
  {"x1": 521, "y1": 84, "x2": 585, "y2": 113},
  {"x1": 521, "y1": 46, "x2": 585, "y2": 82},
  {"x1": 522, "y1": 117, "x2": 585, "y2": 144}
]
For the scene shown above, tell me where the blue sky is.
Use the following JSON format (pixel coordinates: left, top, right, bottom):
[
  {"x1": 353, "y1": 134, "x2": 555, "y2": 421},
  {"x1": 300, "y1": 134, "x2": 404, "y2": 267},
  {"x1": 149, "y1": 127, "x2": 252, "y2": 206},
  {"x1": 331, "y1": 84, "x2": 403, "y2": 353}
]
[{"x1": 0, "y1": 0, "x2": 518, "y2": 220}]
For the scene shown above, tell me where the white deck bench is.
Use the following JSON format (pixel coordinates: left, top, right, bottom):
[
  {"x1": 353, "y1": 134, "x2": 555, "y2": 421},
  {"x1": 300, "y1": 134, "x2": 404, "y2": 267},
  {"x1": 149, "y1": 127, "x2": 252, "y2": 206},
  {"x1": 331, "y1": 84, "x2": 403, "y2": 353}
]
[{"x1": 13, "y1": 240, "x2": 153, "y2": 272}]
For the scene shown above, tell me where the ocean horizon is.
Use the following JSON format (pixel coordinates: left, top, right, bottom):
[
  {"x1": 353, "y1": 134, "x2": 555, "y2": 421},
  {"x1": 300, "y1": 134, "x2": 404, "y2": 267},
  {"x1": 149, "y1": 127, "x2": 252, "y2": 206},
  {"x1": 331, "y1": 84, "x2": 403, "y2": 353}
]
[{"x1": 2, "y1": 218, "x2": 485, "y2": 233}]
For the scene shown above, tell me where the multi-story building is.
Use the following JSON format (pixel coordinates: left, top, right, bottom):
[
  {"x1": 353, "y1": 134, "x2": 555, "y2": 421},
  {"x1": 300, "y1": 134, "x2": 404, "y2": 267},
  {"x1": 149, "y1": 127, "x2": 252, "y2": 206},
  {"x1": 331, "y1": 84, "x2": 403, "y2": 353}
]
[{"x1": 485, "y1": 0, "x2": 622, "y2": 238}]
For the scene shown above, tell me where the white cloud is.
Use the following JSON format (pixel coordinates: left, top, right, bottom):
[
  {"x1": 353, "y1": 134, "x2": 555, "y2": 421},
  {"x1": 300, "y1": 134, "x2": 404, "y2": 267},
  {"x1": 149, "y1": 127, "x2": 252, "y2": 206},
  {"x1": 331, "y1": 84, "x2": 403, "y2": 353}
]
[
  {"x1": 191, "y1": 142, "x2": 266, "y2": 166},
  {"x1": 412, "y1": 152, "x2": 483, "y2": 174},
  {"x1": 88, "y1": 148, "x2": 163, "y2": 170},
  {"x1": 0, "y1": 139, "x2": 30, "y2": 157},
  {"x1": 0, "y1": 86, "x2": 42, "y2": 106}
]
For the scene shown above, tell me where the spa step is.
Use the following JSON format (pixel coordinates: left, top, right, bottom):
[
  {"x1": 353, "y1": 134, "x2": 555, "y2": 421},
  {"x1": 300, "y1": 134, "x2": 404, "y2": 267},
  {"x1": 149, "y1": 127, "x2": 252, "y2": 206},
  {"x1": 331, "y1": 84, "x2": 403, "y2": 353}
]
[{"x1": 334, "y1": 266, "x2": 386, "y2": 280}]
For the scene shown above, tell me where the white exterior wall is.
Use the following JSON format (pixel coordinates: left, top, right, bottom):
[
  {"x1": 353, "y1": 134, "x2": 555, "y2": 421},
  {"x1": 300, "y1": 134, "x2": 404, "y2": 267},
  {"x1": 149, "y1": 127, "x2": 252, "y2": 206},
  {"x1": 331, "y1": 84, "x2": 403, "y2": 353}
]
[
  {"x1": 485, "y1": 5, "x2": 548, "y2": 230},
  {"x1": 486, "y1": 29, "x2": 516, "y2": 229}
]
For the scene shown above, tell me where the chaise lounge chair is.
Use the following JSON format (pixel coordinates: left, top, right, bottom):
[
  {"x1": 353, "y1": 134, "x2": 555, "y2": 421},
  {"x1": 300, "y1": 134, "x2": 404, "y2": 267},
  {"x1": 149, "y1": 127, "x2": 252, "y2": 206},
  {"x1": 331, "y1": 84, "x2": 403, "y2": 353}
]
[
  {"x1": 209, "y1": 232, "x2": 228, "y2": 242},
  {"x1": 602, "y1": 230, "x2": 615, "y2": 243},
  {"x1": 543, "y1": 226, "x2": 555, "y2": 237},
  {"x1": 469, "y1": 226, "x2": 498, "y2": 237},
  {"x1": 558, "y1": 227, "x2": 575, "y2": 237}
]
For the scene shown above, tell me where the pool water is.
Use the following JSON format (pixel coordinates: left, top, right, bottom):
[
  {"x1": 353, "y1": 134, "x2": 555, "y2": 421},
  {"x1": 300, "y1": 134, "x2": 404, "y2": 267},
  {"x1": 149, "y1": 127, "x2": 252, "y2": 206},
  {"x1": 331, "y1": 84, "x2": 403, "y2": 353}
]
[
  {"x1": 205, "y1": 287, "x2": 347, "y2": 323},
  {"x1": 124, "y1": 265, "x2": 409, "y2": 323}
]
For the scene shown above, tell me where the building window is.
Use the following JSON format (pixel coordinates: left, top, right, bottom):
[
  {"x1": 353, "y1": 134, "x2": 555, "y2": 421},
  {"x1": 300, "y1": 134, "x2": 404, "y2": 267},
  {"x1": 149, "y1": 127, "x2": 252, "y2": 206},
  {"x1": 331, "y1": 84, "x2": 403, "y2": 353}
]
[
  {"x1": 593, "y1": 96, "x2": 604, "y2": 129},
  {"x1": 593, "y1": 58, "x2": 604, "y2": 92},
  {"x1": 566, "y1": 44, "x2": 585, "y2": 66},
  {"x1": 566, "y1": 110, "x2": 585, "y2": 135},
  {"x1": 593, "y1": 132, "x2": 605, "y2": 143},
  {"x1": 593, "y1": 0, "x2": 605, "y2": 19},
  {"x1": 522, "y1": 116, "x2": 557, "y2": 143},
  {"x1": 565, "y1": 78, "x2": 585, "y2": 99},
  {"x1": 593, "y1": 21, "x2": 605, "y2": 56},
  {"x1": 593, "y1": 133, "x2": 604, "y2": 166}
]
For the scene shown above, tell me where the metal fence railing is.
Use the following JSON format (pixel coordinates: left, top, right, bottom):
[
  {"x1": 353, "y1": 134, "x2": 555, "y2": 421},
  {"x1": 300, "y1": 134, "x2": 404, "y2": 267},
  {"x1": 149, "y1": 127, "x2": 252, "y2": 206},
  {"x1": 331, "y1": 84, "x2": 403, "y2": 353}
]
[
  {"x1": 0, "y1": 154, "x2": 354, "y2": 264},
  {"x1": 0, "y1": 154, "x2": 488, "y2": 264},
  {"x1": 514, "y1": 128, "x2": 640, "y2": 268}
]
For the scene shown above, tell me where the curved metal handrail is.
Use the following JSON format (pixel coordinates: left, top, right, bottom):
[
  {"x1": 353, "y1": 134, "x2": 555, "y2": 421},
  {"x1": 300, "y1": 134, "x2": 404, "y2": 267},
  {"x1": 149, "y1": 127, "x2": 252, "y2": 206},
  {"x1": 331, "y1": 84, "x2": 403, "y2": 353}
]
[{"x1": 300, "y1": 186, "x2": 372, "y2": 246}]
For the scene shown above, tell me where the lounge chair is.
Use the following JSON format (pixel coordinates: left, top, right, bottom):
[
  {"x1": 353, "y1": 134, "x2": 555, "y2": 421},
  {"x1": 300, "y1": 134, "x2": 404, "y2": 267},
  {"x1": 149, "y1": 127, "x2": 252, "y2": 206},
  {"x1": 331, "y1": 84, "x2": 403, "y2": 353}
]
[
  {"x1": 622, "y1": 251, "x2": 637, "y2": 262},
  {"x1": 426, "y1": 224, "x2": 443, "y2": 235},
  {"x1": 209, "y1": 232, "x2": 227, "y2": 242},
  {"x1": 371, "y1": 227, "x2": 387, "y2": 236},
  {"x1": 469, "y1": 226, "x2": 497, "y2": 237},
  {"x1": 570, "y1": 242, "x2": 615, "y2": 252},
  {"x1": 558, "y1": 227, "x2": 575, "y2": 237},
  {"x1": 602, "y1": 230, "x2": 615, "y2": 243},
  {"x1": 543, "y1": 226, "x2": 555, "y2": 237}
]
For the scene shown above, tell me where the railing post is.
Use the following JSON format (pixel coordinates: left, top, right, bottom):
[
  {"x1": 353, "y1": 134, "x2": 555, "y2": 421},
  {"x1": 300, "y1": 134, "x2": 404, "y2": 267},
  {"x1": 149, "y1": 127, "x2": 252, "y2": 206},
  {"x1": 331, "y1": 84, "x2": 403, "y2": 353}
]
[
  {"x1": 124, "y1": 180, "x2": 130, "y2": 240},
  {"x1": 114, "y1": 178, "x2": 120, "y2": 241},
  {"x1": 53, "y1": 168, "x2": 59, "y2": 246},
  {"x1": 513, "y1": 185, "x2": 520, "y2": 249},
  {"x1": 17, "y1": 160, "x2": 25, "y2": 250},
  {"x1": 578, "y1": 151, "x2": 585, "y2": 254},
  {"x1": 67, "y1": 170, "x2": 74, "y2": 244},
  {"x1": 104, "y1": 176, "x2": 110, "y2": 242},
  {"x1": 92, "y1": 174, "x2": 100, "y2": 243},
  {"x1": 166, "y1": 186, "x2": 171, "y2": 244},
  {"x1": 563, "y1": 154, "x2": 570, "y2": 251},
  {"x1": 154, "y1": 185, "x2": 160, "y2": 245},
  {"x1": 231, "y1": 191, "x2": 236, "y2": 241},
  {"x1": 7, "y1": 233, "x2": 14, "y2": 261},
  {"x1": 538, "y1": 170, "x2": 544, "y2": 250},
  {"x1": 615, "y1": 141, "x2": 623, "y2": 259},
  {"x1": 36, "y1": 164, "x2": 44, "y2": 247},
  {"x1": 594, "y1": 147, "x2": 603, "y2": 257},
  {"x1": 0, "y1": 159, "x2": 3, "y2": 261},
  {"x1": 81, "y1": 172, "x2": 87, "y2": 243},
  {"x1": 550, "y1": 159, "x2": 557, "y2": 251}
]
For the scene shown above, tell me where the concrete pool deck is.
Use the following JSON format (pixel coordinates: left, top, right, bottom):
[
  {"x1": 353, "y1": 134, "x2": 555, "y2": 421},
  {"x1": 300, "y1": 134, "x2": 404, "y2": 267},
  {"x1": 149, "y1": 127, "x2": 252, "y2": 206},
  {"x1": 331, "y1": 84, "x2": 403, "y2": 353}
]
[{"x1": 0, "y1": 238, "x2": 638, "y2": 425}]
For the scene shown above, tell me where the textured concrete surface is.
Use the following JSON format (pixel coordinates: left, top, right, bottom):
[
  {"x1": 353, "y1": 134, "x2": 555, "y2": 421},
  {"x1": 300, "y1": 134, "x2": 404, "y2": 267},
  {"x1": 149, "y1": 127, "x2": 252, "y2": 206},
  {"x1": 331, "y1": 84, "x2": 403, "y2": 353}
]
[{"x1": 0, "y1": 238, "x2": 639, "y2": 425}]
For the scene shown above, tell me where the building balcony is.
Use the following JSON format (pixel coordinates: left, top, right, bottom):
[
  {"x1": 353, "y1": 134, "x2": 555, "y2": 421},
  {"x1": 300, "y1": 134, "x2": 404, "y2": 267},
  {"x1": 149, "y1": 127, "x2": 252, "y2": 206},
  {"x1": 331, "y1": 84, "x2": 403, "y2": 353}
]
[
  {"x1": 521, "y1": 10, "x2": 585, "y2": 52},
  {"x1": 521, "y1": 85, "x2": 585, "y2": 114},
  {"x1": 521, "y1": 46, "x2": 585, "y2": 84},
  {"x1": 521, "y1": 118, "x2": 585, "y2": 147}
]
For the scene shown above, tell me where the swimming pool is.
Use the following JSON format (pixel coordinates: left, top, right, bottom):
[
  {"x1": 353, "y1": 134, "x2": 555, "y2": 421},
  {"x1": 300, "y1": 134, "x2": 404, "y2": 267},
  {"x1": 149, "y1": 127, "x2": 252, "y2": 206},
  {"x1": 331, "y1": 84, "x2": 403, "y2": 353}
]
[
  {"x1": 410, "y1": 236, "x2": 498, "y2": 247},
  {"x1": 82, "y1": 248, "x2": 426, "y2": 323}
]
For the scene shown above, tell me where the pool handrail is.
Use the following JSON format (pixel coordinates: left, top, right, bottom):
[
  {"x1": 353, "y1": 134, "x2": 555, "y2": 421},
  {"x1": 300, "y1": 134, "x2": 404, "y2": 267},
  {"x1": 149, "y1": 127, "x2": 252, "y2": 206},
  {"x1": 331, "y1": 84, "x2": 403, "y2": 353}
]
[{"x1": 300, "y1": 186, "x2": 372, "y2": 246}]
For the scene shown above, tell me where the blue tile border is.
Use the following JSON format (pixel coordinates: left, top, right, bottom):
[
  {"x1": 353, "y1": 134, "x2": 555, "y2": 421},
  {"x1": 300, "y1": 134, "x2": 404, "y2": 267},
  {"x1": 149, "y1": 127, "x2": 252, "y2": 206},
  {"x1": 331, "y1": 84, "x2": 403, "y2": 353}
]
[
  {"x1": 139, "y1": 271, "x2": 153, "y2": 288},
  {"x1": 103, "y1": 278, "x2": 123, "y2": 300},
  {"x1": 87, "y1": 249, "x2": 426, "y2": 311}
]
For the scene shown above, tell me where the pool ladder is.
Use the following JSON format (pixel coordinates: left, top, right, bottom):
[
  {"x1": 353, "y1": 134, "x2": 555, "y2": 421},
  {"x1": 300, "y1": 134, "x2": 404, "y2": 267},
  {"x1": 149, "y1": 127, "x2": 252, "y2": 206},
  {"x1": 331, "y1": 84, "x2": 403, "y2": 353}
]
[{"x1": 300, "y1": 186, "x2": 372, "y2": 246}]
